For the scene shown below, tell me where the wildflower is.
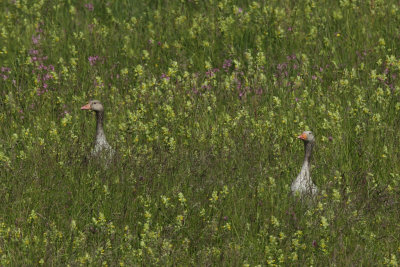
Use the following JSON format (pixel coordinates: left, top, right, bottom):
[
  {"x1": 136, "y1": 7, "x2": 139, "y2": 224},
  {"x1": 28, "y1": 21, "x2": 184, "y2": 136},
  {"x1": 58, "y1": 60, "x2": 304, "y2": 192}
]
[
  {"x1": 199, "y1": 208, "x2": 205, "y2": 217},
  {"x1": 161, "y1": 73, "x2": 170, "y2": 80},
  {"x1": 222, "y1": 59, "x2": 232, "y2": 71},
  {"x1": 271, "y1": 215, "x2": 280, "y2": 227},
  {"x1": 134, "y1": 64, "x2": 143, "y2": 76},
  {"x1": 178, "y1": 192, "x2": 186, "y2": 205},
  {"x1": 332, "y1": 189, "x2": 341, "y2": 202},
  {"x1": 291, "y1": 252, "x2": 298, "y2": 261},
  {"x1": 144, "y1": 211, "x2": 151, "y2": 219},
  {"x1": 85, "y1": 3, "x2": 94, "y2": 11},
  {"x1": 28, "y1": 209, "x2": 38, "y2": 224},
  {"x1": 279, "y1": 232, "x2": 286, "y2": 240},
  {"x1": 161, "y1": 195, "x2": 171, "y2": 207},
  {"x1": 71, "y1": 220, "x2": 77, "y2": 231},
  {"x1": 121, "y1": 68, "x2": 128, "y2": 76},
  {"x1": 209, "y1": 190, "x2": 218, "y2": 203},
  {"x1": 222, "y1": 222, "x2": 231, "y2": 231},
  {"x1": 32, "y1": 34, "x2": 40, "y2": 44},
  {"x1": 142, "y1": 50, "x2": 150, "y2": 60},
  {"x1": 320, "y1": 216, "x2": 329, "y2": 229},
  {"x1": 176, "y1": 214, "x2": 184, "y2": 225},
  {"x1": 88, "y1": 55, "x2": 99, "y2": 66}
]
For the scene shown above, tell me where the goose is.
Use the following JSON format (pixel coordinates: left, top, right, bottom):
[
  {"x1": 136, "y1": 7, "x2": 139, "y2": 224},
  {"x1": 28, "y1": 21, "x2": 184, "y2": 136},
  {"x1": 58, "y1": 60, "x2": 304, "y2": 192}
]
[
  {"x1": 81, "y1": 100, "x2": 114, "y2": 160},
  {"x1": 291, "y1": 131, "x2": 318, "y2": 197}
]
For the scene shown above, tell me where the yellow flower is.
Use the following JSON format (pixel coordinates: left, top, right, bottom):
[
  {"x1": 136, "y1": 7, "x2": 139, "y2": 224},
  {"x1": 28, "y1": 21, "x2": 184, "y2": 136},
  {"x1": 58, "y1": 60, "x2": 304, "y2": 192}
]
[
  {"x1": 209, "y1": 191, "x2": 218, "y2": 203},
  {"x1": 321, "y1": 216, "x2": 329, "y2": 229},
  {"x1": 144, "y1": 211, "x2": 151, "y2": 219}
]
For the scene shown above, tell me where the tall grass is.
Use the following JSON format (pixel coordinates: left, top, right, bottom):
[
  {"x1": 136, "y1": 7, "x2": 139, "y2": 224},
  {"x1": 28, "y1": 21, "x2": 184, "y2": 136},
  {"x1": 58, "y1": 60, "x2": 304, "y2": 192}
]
[{"x1": 1, "y1": 0, "x2": 400, "y2": 265}]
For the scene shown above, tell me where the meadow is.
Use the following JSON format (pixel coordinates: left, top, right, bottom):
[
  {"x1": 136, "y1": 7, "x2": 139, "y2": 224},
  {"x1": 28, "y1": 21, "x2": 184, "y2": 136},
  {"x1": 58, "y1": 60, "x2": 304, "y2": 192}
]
[{"x1": 1, "y1": 0, "x2": 400, "y2": 265}]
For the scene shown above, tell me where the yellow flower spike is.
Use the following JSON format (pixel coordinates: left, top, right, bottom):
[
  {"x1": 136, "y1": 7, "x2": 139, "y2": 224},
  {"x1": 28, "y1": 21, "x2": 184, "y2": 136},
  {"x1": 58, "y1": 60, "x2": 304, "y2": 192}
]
[
  {"x1": 271, "y1": 215, "x2": 280, "y2": 227},
  {"x1": 209, "y1": 190, "x2": 218, "y2": 203},
  {"x1": 176, "y1": 215, "x2": 184, "y2": 223},
  {"x1": 320, "y1": 216, "x2": 329, "y2": 229},
  {"x1": 279, "y1": 232, "x2": 286, "y2": 240},
  {"x1": 199, "y1": 208, "x2": 205, "y2": 217},
  {"x1": 178, "y1": 192, "x2": 186, "y2": 205},
  {"x1": 70, "y1": 220, "x2": 77, "y2": 231},
  {"x1": 332, "y1": 189, "x2": 341, "y2": 202},
  {"x1": 223, "y1": 223, "x2": 231, "y2": 231},
  {"x1": 144, "y1": 211, "x2": 151, "y2": 219},
  {"x1": 291, "y1": 252, "x2": 298, "y2": 261}
]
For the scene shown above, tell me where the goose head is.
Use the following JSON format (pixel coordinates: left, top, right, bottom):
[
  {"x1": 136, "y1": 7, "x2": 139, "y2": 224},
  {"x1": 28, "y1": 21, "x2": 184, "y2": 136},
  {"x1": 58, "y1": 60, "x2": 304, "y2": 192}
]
[
  {"x1": 81, "y1": 100, "x2": 104, "y2": 113},
  {"x1": 298, "y1": 131, "x2": 315, "y2": 143}
]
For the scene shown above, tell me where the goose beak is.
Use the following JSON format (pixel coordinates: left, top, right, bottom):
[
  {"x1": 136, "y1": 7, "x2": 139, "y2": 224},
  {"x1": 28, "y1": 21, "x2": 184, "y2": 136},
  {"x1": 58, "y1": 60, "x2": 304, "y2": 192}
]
[
  {"x1": 81, "y1": 103, "x2": 91, "y2": 110},
  {"x1": 298, "y1": 132, "x2": 307, "y2": 140}
]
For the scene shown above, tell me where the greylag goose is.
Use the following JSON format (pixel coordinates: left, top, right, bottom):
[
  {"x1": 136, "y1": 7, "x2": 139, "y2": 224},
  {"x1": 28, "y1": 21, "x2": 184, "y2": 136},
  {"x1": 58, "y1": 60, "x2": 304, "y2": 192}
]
[
  {"x1": 81, "y1": 100, "x2": 114, "y2": 160},
  {"x1": 291, "y1": 131, "x2": 318, "y2": 197}
]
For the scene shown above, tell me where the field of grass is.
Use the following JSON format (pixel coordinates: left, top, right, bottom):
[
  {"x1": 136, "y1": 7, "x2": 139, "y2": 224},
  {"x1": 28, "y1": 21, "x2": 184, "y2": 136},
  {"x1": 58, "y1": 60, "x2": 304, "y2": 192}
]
[{"x1": 1, "y1": 0, "x2": 400, "y2": 265}]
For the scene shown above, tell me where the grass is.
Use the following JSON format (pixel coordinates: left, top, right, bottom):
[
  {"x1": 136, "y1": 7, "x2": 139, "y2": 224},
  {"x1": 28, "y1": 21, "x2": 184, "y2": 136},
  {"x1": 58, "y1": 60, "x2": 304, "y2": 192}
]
[{"x1": 1, "y1": 0, "x2": 400, "y2": 265}]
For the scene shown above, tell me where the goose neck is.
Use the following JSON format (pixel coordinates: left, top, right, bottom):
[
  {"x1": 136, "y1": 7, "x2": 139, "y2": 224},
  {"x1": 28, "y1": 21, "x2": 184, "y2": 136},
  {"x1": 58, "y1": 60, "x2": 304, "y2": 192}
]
[
  {"x1": 303, "y1": 141, "x2": 314, "y2": 164},
  {"x1": 95, "y1": 111, "x2": 106, "y2": 139}
]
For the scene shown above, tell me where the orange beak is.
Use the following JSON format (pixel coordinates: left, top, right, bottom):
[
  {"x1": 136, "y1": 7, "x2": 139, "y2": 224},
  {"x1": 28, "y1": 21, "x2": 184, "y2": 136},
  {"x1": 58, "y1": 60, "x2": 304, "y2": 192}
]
[
  {"x1": 298, "y1": 132, "x2": 307, "y2": 140},
  {"x1": 81, "y1": 103, "x2": 91, "y2": 110}
]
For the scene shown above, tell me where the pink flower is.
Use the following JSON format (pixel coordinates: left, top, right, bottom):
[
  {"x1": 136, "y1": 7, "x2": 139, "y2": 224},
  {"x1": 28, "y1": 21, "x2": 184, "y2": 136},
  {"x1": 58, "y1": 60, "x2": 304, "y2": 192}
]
[
  {"x1": 85, "y1": 3, "x2": 94, "y2": 11},
  {"x1": 32, "y1": 34, "x2": 40, "y2": 45},
  {"x1": 161, "y1": 73, "x2": 170, "y2": 80},
  {"x1": 29, "y1": 49, "x2": 39, "y2": 55},
  {"x1": 88, "y1": 56, "x2": 99, "y2": 66}
]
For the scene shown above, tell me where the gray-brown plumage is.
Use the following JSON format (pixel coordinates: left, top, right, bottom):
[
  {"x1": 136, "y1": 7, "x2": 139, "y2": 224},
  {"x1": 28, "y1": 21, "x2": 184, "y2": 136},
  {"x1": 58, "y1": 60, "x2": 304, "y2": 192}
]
[
  {"x1": 291, "y1": 131, "x2": 318, "y2": 197},
  {"x1": 81, "y1": 100, "x2": 114, "y2": 161}
]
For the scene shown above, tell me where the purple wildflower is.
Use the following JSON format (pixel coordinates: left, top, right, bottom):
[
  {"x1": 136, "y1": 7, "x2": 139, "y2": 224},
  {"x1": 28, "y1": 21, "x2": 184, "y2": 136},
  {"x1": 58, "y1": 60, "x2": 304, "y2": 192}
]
[
  {"x1": 161, "y1": 73, "x2": 170, "y2": 80},
  {"x1": 32, "y1": 34, "x2": 40, "y2": 45},
  {"x1": 222, "y1": 59, "x2": 232, "y2": 72},
  {"x1": 277, "y1": 63, "x2": 288, "y2": 71},
  {"x1": 85, "y1": 3, "x2": 94, "y2": 11},
  {"x1": 88, "y1": 55, "x2": 100, "y2": 66},
  {"x1": 29, "y1": 49, "x2": 39, "y2": 55}
]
